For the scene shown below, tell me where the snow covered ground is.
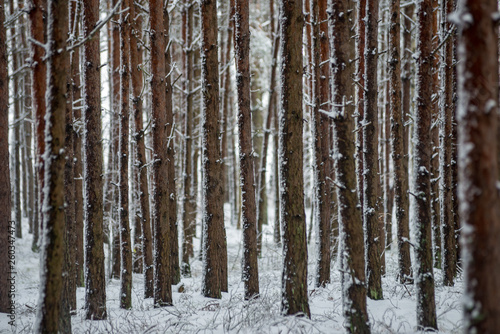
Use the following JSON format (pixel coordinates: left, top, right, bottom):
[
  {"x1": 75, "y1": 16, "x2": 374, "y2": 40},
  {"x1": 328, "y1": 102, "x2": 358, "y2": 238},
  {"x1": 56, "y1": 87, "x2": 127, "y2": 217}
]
[{"x1": 1, "y1": 206, "x2": 463, "y2": 333}]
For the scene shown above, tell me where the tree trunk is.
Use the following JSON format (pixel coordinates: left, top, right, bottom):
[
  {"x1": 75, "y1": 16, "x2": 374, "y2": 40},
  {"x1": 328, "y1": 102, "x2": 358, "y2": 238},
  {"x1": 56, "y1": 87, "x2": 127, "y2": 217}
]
[
  {"x1": 440, "y1": 0, "x2": 456, "y2": 287},
  {"x1": 414, "y1": 0, "x2": 437, "y2": 329},
  {"x1": 200, "y1": 0, "x2": 227, "y2": 299},
  {"x1": 279, "y1": 0, "x2": 310, "y2": 318},
  {"x1": 311, "y1": 0, "x2": 331, "y2": 287},
  {"x1": 149, "y1": 0, "x2": 173, "y2": 307},
  {"x1": 363, "y1": 0, "x2": 383, "y2": 301},
  {"x1": 82, "y1": 0, "x2": 107, "y2": 320},
  {"x1": 181, "y1": 0, "x2": 195, "y2": 277},
  {"x1": 0, "y1": 0, "x2": 12, "y2": 314},
  {"x1": 119, "y1": 0, "x2": 132, "y2": 310},
  {"x1": 330, "y1": 0, "x2": 370, "y2": 331},
  {"x1": 457, "y1": 0, "x2": 500, "y2": 332},
  {"x1": 389, "y1": 0, "x2": 412, "y2": 284},
  {"x1": 163, "y1": 5, "x2": 180, "y2": 286},
  {"x1": 235, "y1": 0, "x2": 259, "y2": 300},
  {"x1": 33, "y1": 0, "x2": 70, "y2": 331},
  {"x1": 356, "y1": 0, "x2": 365, "y2": 240}
]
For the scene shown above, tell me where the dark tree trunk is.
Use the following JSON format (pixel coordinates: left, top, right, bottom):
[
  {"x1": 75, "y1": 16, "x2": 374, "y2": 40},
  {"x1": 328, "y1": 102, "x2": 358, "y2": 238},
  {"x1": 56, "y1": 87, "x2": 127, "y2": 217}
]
[
  {"x1": 131, "y1": 1, "x2": 153, "y2": 296},
  {"x1": 234, "y1": 0, "x2": 259, "y2": 300},
  {"x1": 389, "y1": 0, "x2": 412, "y2": 284},
  {"x1": 329, "y1": 0, "x2": 370, "y2": 331},
  {"x1": 414, "y1": 0, "x2": 437, "y2": 329},
  {"x1": 82, "y1": 0, "x2": 107, "y2": 320},
  {"x1": 119, "y1": 0, "x2": 132, "y2": 310},
  {"x1": 200, "y1": 0, "x2": 227, "y2": 299},
  {"x1": 363, "y1": 0, "x2": 383, "y2": 301},
  {"x1": 356, "y1": 0, "x2": 365, "y2": 237},
  {"x1": 311, "y1": 0, "x2": 331, "y2": 287},
  {"x1": 181, "y1": 0, "x2": 195, "y2": 277},
  {"x1": 149, "y1": 0, "x2": 173, "y2": 307},
  {"x1": 457, "y1": 0, "x2": 500, "y2": 332},
  {"x1": 440, "y1": 0, "x2": 456, "y2": 286},
  {"x1": 0, "y1": 0, "x2": 12, "y2": 314},
  {"x1": 33, "y1": 0, "x2": 70, "y2": 331},
  {"x1": 279, "y1": 0, "x2": 310, "y2": 318}
]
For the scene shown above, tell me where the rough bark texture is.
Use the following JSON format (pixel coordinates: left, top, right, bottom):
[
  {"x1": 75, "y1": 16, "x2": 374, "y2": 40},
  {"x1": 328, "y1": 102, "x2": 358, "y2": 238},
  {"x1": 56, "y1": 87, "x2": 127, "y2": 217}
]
[
  {"x1": 414, "y1": 0, "x2": 437, "y2": 329},
  {"x1": 279, "y1": 0, "x2": 310, "y2": 318},
  {"x1": 70, "y1": 0, "x2": 85, "y2": 288},
  {"x1": 181, "y1": 0, "x2": 195, "y2": 277},
  {"x1": 82, "y1": 0, "x2": 107, "y2": 320},
  {"x1": 389, "y1": 0, "x2": 411, "y2": 284},
  {"x1": 311, "y1": 0, "x2": 331, "y2": 287},
  {"x1": 119, "y1": 0, "x2": 132, "y2": 310},
  {"x1": 33, "y1": 0, "x2": 70, "y2": 331},
  {"x1": 235, "y1": 0, "x2": 259, "y2": 300},
  {"x1": 440, "y1": 0, "x2": 456, "y2": 287},
  {"x1": 131, "y1": 1, "x2": 153, "y2": 296},
  {"x1": 430, "y1": 0, "x2": 441, "y2": 270},
  {"x1": 402, "y1": 4, "x2": 413, "y2": 162},
  {"x1": 363, "y1": 0, "x2": 383, "y2": 301},
  {"x1": 200, "y1": 0, "x2": 226, "y2": 299},
  {"x1": 330, "y1": 0, "x2": 370, "y2": 331},
  {"x1": 163, "y1": 5, "x2": 180, "y2": 286},
  {"x1": 129, "y1": 0, "x2": 143, "y2": 275},
  {"x1": 356, "y1": 0, "x2": 365, "y2": 236},
  {"x1": 0, "y1": 0, "x2": 12, "y2": 314},
  {"x1": 457, "y1": 0, "x2": 500, "y2": 332},
  {"x1": 149, "y1": 0, "x2": 173, "y2": 307}
]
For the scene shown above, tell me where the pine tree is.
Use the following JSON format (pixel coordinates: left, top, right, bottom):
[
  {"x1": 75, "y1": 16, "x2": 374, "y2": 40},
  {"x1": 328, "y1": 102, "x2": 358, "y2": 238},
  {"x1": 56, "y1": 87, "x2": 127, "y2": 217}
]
[
  {"x1": 149, "y1": 0, "x2": 173, "y2": 307},
  {"x1": 329, "y1": 0, "x2": 370, "y2": 331},
  {"x1": 234, "y1": 0, "x2": 259, "y2": 300},
  {"x1": 456, "y1": 0, "x2": 500, "y2": 331},
  {"x1": 33, "y1": 0, "x2": 70, "y2": 331},
  {"x1": 82, "y1": 0, "x2": 107, "y2": 320},
  {"x1": 279, "y1": 0, "x2": 310, "y2": 317},
  {"x1": 414, "y1": 0, "x2": 437, "y2": 329},
  {"x1": 0, "y1": 0, "x2": 12, "y2": 314}
]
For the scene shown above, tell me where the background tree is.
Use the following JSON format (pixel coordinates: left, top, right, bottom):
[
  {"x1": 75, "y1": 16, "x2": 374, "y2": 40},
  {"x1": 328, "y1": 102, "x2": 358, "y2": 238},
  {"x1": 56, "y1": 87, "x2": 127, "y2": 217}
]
[
  {"x1": 82, "y1": 0, "x2": 107, "y2": 320},
  {"x1": 414, "y1": 0, "x2": 437, "y2": 329},
  {"x1": 456, "y1": 0, "x2": 500, "y2": 331},
  {"x1": 0, "y1": 0, "x2": 12, "y2": 314},
  {"x1": 119, "y1": 0, "x2": 132, "y2": 310},
  {"x1": 279, "y1": 0, "x2": 310, "y2": 317}
]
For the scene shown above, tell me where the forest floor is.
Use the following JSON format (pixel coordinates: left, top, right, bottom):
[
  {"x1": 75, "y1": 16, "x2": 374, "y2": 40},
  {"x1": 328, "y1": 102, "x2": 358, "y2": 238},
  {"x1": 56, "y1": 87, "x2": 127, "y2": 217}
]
[{"x1": 1, "y1": 205, "x2": 463, "y2": 333}]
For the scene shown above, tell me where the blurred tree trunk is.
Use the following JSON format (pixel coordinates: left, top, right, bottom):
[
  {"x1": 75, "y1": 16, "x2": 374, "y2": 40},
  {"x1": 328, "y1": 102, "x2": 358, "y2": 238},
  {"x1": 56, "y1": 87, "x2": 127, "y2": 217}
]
[{"x1": 457, "y1": 1, "x2": 500, "y2": 332}]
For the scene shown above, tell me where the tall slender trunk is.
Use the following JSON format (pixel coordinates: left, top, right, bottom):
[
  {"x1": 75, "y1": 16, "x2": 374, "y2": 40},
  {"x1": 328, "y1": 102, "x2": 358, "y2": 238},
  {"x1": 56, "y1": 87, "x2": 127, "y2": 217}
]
[
  {"x1": 363, "y1": 0, "x2": 383, "y2": 301},
  {"x1": 33, "y1": 0, "x2": 70, "y2": 331},
  {"x1": 201, "y1": 0, "x2": 227, "y2": 299},
  {"x1": 279, "y1": 0, "x2": 310, "y2": 318},
  {"x1": 329, "y1": 0, "x2": 370, "y2": 330},
  {"x1": 119, "y1": 0, "x2": 132, "y2": 310},
  {"x1": 389, "y1": 0, "x2": 411, "y2": 284},
  {"x1": 457, "y1": 1, "x2": 500, "y2": 332},
  {"x1": 414, "y1": 0, "x2": 437, "y2": 329},
  {"x1": 356, "y1": 0, "x2": 365, "y2": 242},
  {"x1": 163, "y1": 4, "x2": 180, "y2": 286},
  {"x1": 440, "y1": 0, "x2": 456, "y2": 287},
  {"x1": 311, "y1": 0, "x2": 331, "y2": 287},
  {"x1": 235, "y1": 0, "x2": 259, "y2": 300},
  {"x1": 82, "y1": 0, "x2": 107, "y2": 320},
  {"x1": 0, "y1": 0, "x2": 12, "y2": 313},
  {"x1": 150, "y1": 0, "x2": 173, "y2": 307}
]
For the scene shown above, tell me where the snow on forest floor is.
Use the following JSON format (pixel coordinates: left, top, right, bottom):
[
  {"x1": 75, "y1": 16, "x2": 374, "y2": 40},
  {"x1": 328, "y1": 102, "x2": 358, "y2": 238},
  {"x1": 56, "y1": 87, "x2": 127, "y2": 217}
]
[{"x1": 1, "y1": 206, "x2": 463, "y2": 333}]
